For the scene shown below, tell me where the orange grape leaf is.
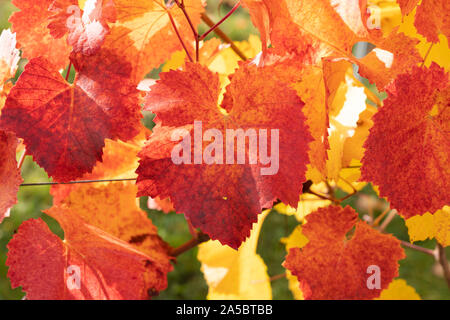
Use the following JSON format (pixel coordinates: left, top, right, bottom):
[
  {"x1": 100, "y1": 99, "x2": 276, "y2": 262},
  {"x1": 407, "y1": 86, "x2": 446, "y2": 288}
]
[
  {"x1": 54, "y1": 182, "x2": 173, "y2": 263},
  {"x1": 48, "y1": 0, "x2": 116, "y2": 55},
  {"x1": 284, "y1": 205, "x2": 405, "y2": 300},
  {"x1": 361, "y1": 63, "x2": 449, "y2": 218},
  {"x1": 398, "y1": 0, "x2": 450, "y2": 43},
  {"x1": 246, "y1": 0, "x2": 421, "y2": 88},
  {"x1": 101, "y1": 0, "x2": 204, "y2": 83},
  {"x1": 9, "y1": 0, "x2": 71, "y2": 69},
  {"x1": 137, "y1": 62, "x2": 312, "y2": 248},
  {"x1": 0, "y1": 130, "x2": 22, "y2": 223},
  {"x1": 0, "y1": 55, "x2": 142, "y2": 182},
  {"x1": 7, "y1": 207, "x2": 171, "y2": 300}
]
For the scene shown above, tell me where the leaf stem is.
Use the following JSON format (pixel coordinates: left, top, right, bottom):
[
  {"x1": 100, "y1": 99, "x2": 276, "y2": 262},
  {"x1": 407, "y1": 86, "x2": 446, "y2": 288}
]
[
  {"x1": 200, "y1": 13, "x2": 247, "y2": 61},
  {"x1": 65, "y1": 62, "x2": 73, "y2": 82},
  {"x1": 437, "y1": 243, "x2": 450, "y2": 288},
  {"x1": 17, "y1": 148, "x2": 26, "y2": 170},
  {"x1": 400, "y1": 240, "x2": 436, "y2": 257},
  {"x1": 199, "y1": 1, "x2": 242, "y2": 41},
  {"x1": 169, "y1": 231, "x2": 210, "y2": 257},
  {"x1": 420, "y1": 43, "x2": 434, "y2": 68}
]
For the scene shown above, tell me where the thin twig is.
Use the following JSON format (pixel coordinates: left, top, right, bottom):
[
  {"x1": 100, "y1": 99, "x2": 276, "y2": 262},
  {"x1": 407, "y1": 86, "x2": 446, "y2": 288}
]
[
  {"x1": 437, "y1": 243, "x2": 450, "y2": 288},
  {"x1": 20, "y1": 178, "x2": 137, "y2": 187},
  {"x1": 17, "y1": 148, "x2": 26, "y2": 170},
  {"x1": 269, "y1": 273, "x2": 286, "y2": 282},
  {"x1": 65, "y1": 62, "x2": 73, "y2": 81},
  {"x1": 420, "y1": 43, "x2": 434, "y2": 68},
  {"x1": 201, "y1": 13, "x2": 247, "y2": 61},
  {"x1": 169, "y1": 232, "x2": 210, "y2": 257},
  {"x1": 199, "y1": 0, "x2": 242, "y2": 41},
  {"x1": 401, "y1": 240, "x2": 436, "y2": 257},
  {"x1": 372, "y1": 207, "x2": 391, "y2": 227},
  {"x1": 379, "y1": 209, "x2": 397, "y2": 232}
]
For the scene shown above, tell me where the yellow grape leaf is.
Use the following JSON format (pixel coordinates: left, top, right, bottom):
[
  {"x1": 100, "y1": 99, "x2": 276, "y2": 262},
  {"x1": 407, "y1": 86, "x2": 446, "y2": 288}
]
[
  {"x1": 0, "y1": 29, "x2": 20, "y2": 111},
  {"x1": 326, "y1": 75, "x2": 369, "y2": 181},
  {"x1": 370, "y1": 0, "x2": 449, "y2": 70},
  {"x1": 197, "y1": 210, "x2": 271, "y2": 300},
  {"x1": 275, "y1": 183, "x2": 331, "y2": 222},
  {"x1": 405, "y1": 206, "x2": 450, "y2": 246},
  {"x1": 281, "y1": 225, "x2": 309, "y2": 300},
  {"x1": 376, "y1": 279, "x2": 421, "y2": 300}
]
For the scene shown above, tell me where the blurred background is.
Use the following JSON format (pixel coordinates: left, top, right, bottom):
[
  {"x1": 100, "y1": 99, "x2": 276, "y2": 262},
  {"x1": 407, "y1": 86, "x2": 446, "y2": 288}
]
[{"x1": 0, "y1": 0, "x2": 449, "y2": 300}]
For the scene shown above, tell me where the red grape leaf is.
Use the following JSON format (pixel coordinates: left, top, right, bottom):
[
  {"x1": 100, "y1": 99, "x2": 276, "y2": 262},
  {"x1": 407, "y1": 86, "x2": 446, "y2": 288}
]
[
  {"x1": 361, "y1": 63, "x2": 449, "y2": 218},
  {"x1": 244, "y1": 0, "x2": 421, "y2": 88},
  {"x1": 7, "y1": 195, "x2": 172, "y2": 300},
  {"x1": 398, "y1": 0, "x2": 450, "y2": 43},
  {"x1": 9, "y1": 0, "x2": 71, "y2": 70},
  {"x1": 0, "y1": 56, "x2": 142, "y2": 182},
  {"x1": 48, "y1": 0, "x2": 116, "y2": 55},
  {"x1": 284, "y1": 205, "x2": 405, "y2": 300},
  {"x1": 137, "y1": 62, "x2": 312, "y2": 248},
  {"x1": 0, "y1": 130, "x2": 22, "y2": 223}
]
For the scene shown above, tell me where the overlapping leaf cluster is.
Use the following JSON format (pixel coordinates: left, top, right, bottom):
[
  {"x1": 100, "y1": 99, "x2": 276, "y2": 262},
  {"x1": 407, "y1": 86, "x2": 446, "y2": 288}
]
[{"x1": 0, "y1": 0, "x2": 448, "y2": 300}]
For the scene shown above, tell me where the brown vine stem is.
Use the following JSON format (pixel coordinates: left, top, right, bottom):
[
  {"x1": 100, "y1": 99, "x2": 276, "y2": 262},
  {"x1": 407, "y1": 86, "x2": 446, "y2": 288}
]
[
  {"x1": 400, "y1": 240, "x2": 436, "y2": 257},
  {"x1": 201, "y1": 13, "x2": 247, "y2": 61},
  {"x1": 437, "y1": 243, "x2": 450, "y2": 288},
  {"x1": 269, "y1": 273, "x2": 286, "y2": 282},
  {"x1": 169, "y1": 231, "x2": 210, "y2": 257},
  {"x1": 199, "y1": 0, "x2": 242, "y2": 41}
]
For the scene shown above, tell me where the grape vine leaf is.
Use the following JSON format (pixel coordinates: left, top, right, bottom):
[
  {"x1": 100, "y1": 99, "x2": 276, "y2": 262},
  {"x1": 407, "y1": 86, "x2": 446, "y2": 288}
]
[
  {"x1": 0, "y1": 55, "x2": 142, "y2": 182},
  {"x1": 284, "y1": 205, "x2": 405, "y2": 300},
  {"x1": 0, "y1": 131, "x2": 22, "y2": 223},
  {"x1": 244, "y1": 0, "x2": 421, "y2": 88},
  {"x1": 9, "y1": 0, "x2": 71, "y2": 70},
  {"x1": 405, "y1": 206, "x2": 450, "y2": 246},
  {"x1": 48, "y1": 0, "x2": 116, "y2": 55},
  {"x1": 361, "y1": 63, "x2": 449, "y2": 218},
  {"x1": 100, "y1": 0, "x2": 204, "y2": 82},
  {"x1": 376, "y1": 279, "x2": 421, "y2": 300},
  {"x1": 397, "y1": 0, "x2": 450, "y2": 43},
  {"x1": 7, "y1": 184, "x2": 172, "y2": 300},
  {"x1": 137, "y1": 62, "x2": 312, "y2": 248},
  {"x1": 197, "y1": 211, "x2": 271, "y2": 299}
]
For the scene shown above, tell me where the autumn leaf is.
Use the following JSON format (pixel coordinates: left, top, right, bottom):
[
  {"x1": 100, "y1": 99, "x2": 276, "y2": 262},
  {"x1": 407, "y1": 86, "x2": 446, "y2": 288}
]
[
  {"x1": 405, "y1": 206, "x2": 450, "y2": 246},
  {"x1": 198, "y1": 210, "x2": 271, "y2": 300},
  {"x1": 9, "y1": 0, "x2": 71, "y2": 70},
  {"x1": 361, "y1": 63, "x2": 449, "y2": 218},
  {"x1": 0, "y1": 55, "x2": 142, "y2": 182},
  {"x1": 0, "y1": 130, "x2": 22, "y2": 223},
  {"x1": 6, "y1": 183, "x2": 172, "y2": 300},
  {"x1": 284, "y1": 205, "x2": 405, "y2": 300},
  {"x1": 54, "y1": 182, "x2": 173, "y2": 262},
  {"x1": 100, "y1": 0, "x2": 204, "y2": 83},
  {"x1": 397, "y1": 0, "x2": 450, "y2": 43},
  {"x1": 376, "y1": 279, "x2": 421, "y2": 300},
  {"x1": 48, "y1": 0, "x2": 116, "y2": 55},
  {"x1": 245, "y1": 0, "x2": 421, "y2": 88},
  {"x1": 137, "y1": 62, "x2": 312, "y2": 248}
]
